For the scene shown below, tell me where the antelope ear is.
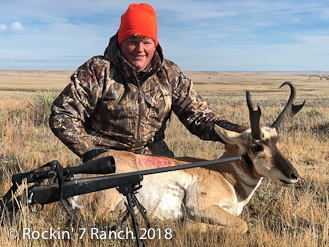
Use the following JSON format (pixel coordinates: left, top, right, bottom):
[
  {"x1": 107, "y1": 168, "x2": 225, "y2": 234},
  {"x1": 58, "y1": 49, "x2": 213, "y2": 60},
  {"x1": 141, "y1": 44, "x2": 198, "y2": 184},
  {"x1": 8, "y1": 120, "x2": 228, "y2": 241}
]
[{"x1": 214, "y1": 125, "x2": 243, "y2": 145}]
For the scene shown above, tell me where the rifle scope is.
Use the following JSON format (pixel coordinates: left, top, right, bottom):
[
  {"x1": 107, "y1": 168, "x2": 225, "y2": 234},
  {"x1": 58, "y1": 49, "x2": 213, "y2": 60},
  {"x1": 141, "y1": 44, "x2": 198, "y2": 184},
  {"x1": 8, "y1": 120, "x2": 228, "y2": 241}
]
[{"x1": 12, "y1": 156, "x2": 116, "y2": 184}]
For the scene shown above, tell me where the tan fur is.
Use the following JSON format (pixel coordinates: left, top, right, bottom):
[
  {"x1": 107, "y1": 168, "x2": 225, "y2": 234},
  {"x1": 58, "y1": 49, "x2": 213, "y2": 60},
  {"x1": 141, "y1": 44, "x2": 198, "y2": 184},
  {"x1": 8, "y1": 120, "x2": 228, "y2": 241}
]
[{"x1": 79, "y1": 125, "x2": 298, "y2": 234}]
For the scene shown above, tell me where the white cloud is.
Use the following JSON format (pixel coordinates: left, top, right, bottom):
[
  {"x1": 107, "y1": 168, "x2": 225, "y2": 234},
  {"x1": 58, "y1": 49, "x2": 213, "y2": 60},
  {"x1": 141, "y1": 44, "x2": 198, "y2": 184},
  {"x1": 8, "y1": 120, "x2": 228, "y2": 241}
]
[
  {"x1": 297, "y1": 35, "x2": 329, "y2": 48},
  {"x1": 11, "y1": 22, "x2": 23, "y2": 31},
  {"x1": 0, "y1": 24, "x2": 7, "y2": 31}
]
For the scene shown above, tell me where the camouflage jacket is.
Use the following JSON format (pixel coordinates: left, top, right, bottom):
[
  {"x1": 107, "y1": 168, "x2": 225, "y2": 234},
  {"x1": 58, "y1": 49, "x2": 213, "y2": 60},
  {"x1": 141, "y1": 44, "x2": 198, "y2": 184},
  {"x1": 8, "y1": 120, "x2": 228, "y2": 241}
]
[{"x1": 49, "y1": 34, "x2": 239, "y2": 157}]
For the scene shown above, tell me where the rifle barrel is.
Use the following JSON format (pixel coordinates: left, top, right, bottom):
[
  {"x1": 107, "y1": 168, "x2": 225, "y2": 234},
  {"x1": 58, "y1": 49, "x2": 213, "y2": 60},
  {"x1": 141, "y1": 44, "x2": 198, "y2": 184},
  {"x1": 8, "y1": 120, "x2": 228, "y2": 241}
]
[{"x1": 109, "y1": 156, "x2": 241, "y2": 178}]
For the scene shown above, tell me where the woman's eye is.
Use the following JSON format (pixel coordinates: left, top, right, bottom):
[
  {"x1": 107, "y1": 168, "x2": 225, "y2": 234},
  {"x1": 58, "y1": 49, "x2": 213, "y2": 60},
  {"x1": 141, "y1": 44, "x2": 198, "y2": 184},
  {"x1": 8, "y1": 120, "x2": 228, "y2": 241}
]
[{"x1": 251, "y1": 145, "x2": 263, "y2": 153}]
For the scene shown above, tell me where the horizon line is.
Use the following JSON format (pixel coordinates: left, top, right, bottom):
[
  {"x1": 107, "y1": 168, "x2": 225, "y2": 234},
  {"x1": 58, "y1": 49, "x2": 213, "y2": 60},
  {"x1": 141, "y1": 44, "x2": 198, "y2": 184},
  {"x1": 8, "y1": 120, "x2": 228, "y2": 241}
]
[{"x1": 0, "y1": 69, "x2": 328, "y2": 74}]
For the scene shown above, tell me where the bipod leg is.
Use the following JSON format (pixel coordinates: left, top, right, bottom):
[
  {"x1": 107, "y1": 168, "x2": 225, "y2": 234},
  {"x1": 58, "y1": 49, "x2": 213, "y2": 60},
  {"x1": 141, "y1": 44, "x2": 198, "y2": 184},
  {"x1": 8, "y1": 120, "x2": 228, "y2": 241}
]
[
  {"x1": 117, "y1": 184, "x2": 145, "y2": 247},
  {"x1": 131, "y1": 193, "x2": 150, "y2": 228},
  {"x1": 126, "y1": 192, "x2": 144, "y2": 247}
]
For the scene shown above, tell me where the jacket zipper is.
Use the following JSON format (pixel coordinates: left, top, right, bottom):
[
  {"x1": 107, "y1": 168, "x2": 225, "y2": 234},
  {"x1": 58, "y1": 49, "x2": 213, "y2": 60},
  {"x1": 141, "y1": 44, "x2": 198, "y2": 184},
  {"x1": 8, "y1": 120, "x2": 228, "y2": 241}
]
[{"x1": 135, "y1": 80, "x2": 142, "y2": 150}]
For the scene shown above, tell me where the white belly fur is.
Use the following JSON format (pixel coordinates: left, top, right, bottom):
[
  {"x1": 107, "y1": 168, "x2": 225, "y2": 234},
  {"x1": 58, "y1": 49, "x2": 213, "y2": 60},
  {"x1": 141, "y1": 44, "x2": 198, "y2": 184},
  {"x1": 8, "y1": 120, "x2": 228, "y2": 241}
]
[{"x1": 135, "y1": 170, "x2": 193, "y2": 220}]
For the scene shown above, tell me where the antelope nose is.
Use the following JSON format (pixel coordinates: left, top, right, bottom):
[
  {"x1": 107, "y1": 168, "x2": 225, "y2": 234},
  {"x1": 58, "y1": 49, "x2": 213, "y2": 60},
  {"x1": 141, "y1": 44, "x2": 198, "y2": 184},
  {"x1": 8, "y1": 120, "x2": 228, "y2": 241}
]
[{"x1": 289, "y1": 171, "x2": 299, "y2": 180}]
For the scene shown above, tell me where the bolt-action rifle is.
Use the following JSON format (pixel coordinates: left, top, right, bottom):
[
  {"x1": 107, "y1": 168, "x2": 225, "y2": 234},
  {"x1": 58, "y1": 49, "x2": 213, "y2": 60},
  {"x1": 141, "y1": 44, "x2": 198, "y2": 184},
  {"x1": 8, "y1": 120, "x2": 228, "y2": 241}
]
[{"x1": 0, "y1": 155, "x2": 241, "y2": 246}]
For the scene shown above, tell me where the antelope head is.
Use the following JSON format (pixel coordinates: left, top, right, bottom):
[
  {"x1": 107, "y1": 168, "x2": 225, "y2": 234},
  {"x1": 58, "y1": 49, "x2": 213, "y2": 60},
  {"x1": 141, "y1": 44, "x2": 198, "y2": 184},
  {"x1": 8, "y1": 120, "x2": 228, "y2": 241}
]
[{"x1": 215, "y1": 82, "x2": 305, "y2": 186}]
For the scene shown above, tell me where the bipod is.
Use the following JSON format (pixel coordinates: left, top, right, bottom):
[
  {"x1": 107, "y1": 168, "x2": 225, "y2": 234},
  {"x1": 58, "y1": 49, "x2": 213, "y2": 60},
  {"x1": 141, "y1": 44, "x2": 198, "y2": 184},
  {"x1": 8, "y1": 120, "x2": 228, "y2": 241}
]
[{"x1": 117, "y1": 182, "x2": 150, "y2": 247}]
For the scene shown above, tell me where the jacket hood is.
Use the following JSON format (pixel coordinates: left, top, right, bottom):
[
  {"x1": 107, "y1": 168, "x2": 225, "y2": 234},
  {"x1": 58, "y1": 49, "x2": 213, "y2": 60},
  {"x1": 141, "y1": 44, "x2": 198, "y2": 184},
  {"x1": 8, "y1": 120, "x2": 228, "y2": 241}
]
[{"x1": 103, "y1": 32, "x2": 164, "y2": 73}]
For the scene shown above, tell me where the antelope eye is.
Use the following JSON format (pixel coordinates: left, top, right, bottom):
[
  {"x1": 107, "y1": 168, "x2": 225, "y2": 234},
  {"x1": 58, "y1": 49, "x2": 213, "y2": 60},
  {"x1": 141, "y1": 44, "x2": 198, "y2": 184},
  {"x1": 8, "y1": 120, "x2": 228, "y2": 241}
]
[{"x1": 251, "y1": 145, "x2": 263, "y2": 153}]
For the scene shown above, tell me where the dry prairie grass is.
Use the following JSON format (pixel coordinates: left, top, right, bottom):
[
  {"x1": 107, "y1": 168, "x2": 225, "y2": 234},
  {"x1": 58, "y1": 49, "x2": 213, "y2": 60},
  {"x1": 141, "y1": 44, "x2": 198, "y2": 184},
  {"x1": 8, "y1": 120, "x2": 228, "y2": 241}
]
[{"x1": 0, "y1": 70, "x2": 329, "y2": 246}]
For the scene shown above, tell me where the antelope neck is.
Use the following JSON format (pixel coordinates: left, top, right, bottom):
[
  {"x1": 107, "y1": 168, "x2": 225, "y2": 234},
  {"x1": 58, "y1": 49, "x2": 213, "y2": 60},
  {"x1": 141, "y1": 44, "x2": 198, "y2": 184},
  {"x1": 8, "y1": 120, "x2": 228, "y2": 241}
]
[{"x1": 242, "y1": 153, "x2": 253, "y2": 169}]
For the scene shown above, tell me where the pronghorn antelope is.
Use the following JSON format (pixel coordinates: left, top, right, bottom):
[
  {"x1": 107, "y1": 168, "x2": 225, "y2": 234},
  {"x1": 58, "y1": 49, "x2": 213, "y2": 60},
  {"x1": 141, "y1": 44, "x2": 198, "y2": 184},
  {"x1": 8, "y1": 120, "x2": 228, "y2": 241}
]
[{"x1": 79, "y1": 82, "x2": 305, "y2": 233}]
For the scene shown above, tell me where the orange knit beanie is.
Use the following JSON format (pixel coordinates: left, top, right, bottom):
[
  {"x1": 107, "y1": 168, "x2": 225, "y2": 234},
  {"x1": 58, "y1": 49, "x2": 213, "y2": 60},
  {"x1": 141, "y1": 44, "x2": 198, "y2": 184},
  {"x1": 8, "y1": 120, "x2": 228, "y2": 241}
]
[{"x1": 118, "y1": 3, "x2": 158, "y2": 46}]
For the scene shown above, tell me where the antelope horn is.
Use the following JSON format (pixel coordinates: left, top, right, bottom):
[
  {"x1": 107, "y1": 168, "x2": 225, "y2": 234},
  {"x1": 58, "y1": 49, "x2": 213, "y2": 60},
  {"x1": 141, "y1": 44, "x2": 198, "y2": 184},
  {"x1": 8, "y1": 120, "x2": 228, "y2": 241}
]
[
  {"x1": 271, "y1": 81, "x2": 306, "y2": 130},
  {"x1": 246, "y1": 91, "x2": 262, "y2": 140}
]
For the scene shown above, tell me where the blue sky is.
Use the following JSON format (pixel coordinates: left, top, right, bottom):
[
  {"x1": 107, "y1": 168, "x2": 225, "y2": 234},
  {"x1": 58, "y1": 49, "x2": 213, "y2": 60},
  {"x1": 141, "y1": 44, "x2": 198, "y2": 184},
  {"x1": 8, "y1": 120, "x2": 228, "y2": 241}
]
[{"x1": 0, "y1": 0, "x2": 328, "y2": 71}]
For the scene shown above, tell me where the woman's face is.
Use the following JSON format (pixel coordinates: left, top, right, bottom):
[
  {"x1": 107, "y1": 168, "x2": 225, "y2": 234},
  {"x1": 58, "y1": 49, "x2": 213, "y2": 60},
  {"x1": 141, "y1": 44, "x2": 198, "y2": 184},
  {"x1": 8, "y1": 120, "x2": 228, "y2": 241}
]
[{"x1": 120, "y1": 36, "x2": 156, "y2": 71}]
